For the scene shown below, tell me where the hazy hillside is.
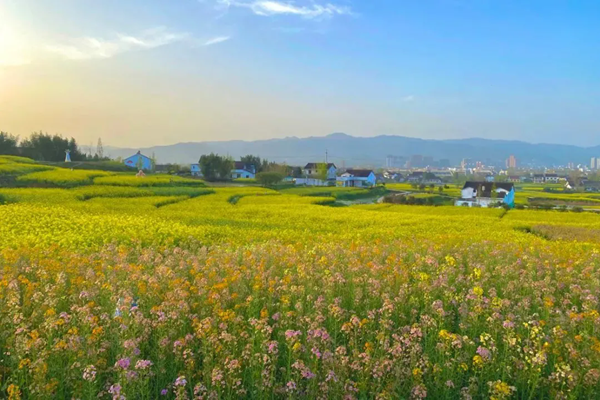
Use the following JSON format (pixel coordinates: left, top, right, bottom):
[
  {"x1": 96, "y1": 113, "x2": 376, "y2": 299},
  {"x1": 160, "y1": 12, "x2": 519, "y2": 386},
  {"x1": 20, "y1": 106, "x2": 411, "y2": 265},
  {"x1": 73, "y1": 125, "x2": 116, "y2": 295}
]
[{"x1": 105, "y1": 133, "x2": 600, "y2": 167}]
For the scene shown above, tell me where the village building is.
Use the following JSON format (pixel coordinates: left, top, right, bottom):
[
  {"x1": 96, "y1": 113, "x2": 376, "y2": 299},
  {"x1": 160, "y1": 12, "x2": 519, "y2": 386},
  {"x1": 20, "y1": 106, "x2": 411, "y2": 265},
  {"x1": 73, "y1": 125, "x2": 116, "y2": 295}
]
[
  {"x1": 302, "y1": 163, "x2": 337, "y2": 180},
  {"x1": 231, "y1": 162, "x2": 256, "y2": 179},
  {"x1": 337, "y1": 169, "x2": 376, "y2": 187},
  {"x1": 124, "y1": 151, "x2": 152, "y2": 170},
  {"x1": 544, "y1": 173, "x2": 560, "y2": 183},
  {"x1": 407, "y1": 171, "x2": 425, "y2": 183},
  {"x1": 455, "y1": 181, "x2": 515, "y2": 207},
  {"x1": 190, "y1": 163, "x2": 202, "y2": 177}
]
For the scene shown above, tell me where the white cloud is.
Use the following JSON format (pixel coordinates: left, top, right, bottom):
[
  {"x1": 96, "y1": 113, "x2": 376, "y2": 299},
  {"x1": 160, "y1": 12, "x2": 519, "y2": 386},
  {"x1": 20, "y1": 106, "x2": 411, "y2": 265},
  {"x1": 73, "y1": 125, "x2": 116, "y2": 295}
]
[
  {"x1": 402, "y1": 95, "x2": 415, "y2": 102},
  {"x1": 215, "y1": 0, "x2": 353, "y2": 19},
  {"x1": 203, "y1": 36, "x2": 231, "y2": 46},
  {"x1": 45, "y1": 27, "x2": 189, "y2": 60}
]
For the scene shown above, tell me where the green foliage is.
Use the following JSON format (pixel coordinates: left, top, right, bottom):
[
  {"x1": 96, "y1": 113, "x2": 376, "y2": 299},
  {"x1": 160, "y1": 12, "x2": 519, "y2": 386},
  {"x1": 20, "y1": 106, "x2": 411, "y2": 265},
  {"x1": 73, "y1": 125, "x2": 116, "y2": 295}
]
[
  {"x1": 0, "y1": 132, "x2": 19, "y2": 155},
  {"x1": 199, "y1": 153, "x2": 234, "y2": 181},
  {"x1": 240, "y1": 155, "x2": 262, "y2": 172},
  {"x1": 19, "y1": 132, "x2": 87, "y2": 161},
  {"x1": 256, "y1": 172, "x2": 284, "y2": 186}
]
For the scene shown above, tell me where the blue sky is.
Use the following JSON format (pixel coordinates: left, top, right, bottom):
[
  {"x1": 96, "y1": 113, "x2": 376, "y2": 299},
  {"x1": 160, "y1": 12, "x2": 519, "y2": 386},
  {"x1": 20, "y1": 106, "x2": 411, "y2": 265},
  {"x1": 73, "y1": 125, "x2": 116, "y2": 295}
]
[{"x1": 1, "y1": 0, "x2": 599, "y2": 147}]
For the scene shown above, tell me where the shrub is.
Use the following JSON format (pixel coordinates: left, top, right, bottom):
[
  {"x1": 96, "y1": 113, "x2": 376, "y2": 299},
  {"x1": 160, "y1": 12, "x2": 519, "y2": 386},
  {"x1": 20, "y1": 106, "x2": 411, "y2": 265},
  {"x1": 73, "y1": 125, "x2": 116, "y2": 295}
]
[{"x1": 256, "y1": 172, "x2": 284, "y2": 186}]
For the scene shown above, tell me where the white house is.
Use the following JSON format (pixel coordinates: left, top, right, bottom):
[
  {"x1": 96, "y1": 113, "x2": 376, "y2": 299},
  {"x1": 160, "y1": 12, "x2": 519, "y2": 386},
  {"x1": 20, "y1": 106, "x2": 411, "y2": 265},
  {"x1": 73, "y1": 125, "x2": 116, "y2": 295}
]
[
  {"x1": 303, "y1": 163, "x2": 337, "y2": 180},
  {"x1": 455, "y1": 181, "x2": 515, "y2": 207},
  {"x1": 231, "y1": 162, "x2": 256, "y2": 179},
  {"x1": 533, "y1": 174, "x2": 545, "y2": 183},
  {"x1": 545, "y1": 173, "x2": 560, "y2": 183},
  {"x1": 337, "y1": 169, "x2": 377, "y2": 187},
  {"x1": 124, "y1": 151, "x2": 152, "y2": 170},
  {"x1": 190, "y1": 163, "x2": 202, "y2": 177}
]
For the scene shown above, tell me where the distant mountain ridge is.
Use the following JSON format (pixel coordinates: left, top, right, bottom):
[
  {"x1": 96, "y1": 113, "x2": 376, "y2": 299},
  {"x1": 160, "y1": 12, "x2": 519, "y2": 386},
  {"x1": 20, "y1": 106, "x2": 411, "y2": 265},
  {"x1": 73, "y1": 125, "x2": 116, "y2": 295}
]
[{"x1": 105, "y1": 133, "x2": 600, "y2": 168}]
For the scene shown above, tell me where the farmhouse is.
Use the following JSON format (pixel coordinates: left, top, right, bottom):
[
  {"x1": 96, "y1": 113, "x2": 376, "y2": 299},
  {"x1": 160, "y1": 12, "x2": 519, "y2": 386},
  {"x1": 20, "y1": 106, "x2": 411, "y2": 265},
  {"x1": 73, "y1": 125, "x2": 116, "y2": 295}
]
[
  {"x1": 190, "y1": 163, "x2": 202, "y2": 177},
  {"x1": 407, "y1": 171, "x2": 424, "y2": 183},
  {"x1": 231, "y1": 162, "x2": 256, "y2": 179},
  {"x1": 508, "y1": 176, "x2": 521, "y2": 183},
  {"x1": 455, "y1": 181, "x2": 515, "y2": 208},
  {"x1": 545, "y1": 173, "x2": 560, "y2": 183},
  {"x1": 124, "y1": 151, "x2": 152, "y2": 170},
  {"x1": 533, "y1": 174, "x2": 545, "y2": 183},
  {"x1": 337, "y1": 169, "x2": 376, "y2": 187},
  {"x1": 584, "y1": 181, "x2": 600, "y2": 192},
  {"x1": 383, "y1": 170, "x2": 403, "y2": 181},
  {"x1": 303, "y1": 163, "x2": 337, "y2": 180}
]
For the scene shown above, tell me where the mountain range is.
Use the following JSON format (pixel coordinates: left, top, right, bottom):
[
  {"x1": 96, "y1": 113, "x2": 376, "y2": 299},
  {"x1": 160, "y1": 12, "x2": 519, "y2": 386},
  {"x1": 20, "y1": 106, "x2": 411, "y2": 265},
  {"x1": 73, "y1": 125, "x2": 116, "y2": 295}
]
[{"x1": 105, "y1": 133, "x2": 600, "y2": 168}]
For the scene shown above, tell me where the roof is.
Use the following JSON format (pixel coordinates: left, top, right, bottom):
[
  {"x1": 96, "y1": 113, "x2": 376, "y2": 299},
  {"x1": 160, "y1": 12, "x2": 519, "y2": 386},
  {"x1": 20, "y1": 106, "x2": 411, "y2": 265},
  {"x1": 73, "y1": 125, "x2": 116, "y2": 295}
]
[
  {"x1": 462, "y1": 181, "x2": 514, "y2": 198},
  {"x1": 234, "y1": 161, "x2": 255, "y2": 172},
  {"x1": 345, "y1": 169, "x2": 374, "y2": 178},
  {"x1": 304, "y1": 163, "x2": 336, "y2": 169},
  {"x1": 125, "y1": 151, "x2": 150, "y2": 160},
  {"x1": 545, "y1": 173, "x2": 559, "y2": 178}
]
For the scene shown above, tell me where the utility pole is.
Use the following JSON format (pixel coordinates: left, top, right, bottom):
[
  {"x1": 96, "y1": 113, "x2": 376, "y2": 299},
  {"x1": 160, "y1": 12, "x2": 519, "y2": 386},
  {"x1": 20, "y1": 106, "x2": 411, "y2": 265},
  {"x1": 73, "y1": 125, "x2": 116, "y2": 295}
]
[{"x1": 325, "y1": 149, "x2": 328, "y2": 164}]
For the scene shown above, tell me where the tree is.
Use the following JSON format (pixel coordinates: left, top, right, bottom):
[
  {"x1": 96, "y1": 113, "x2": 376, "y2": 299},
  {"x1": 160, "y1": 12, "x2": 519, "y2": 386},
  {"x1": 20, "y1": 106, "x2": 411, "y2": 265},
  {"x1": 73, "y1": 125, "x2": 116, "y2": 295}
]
[
  {"x1": 291, "y1": 166, "x2": 303, "y2": 178},
  {"x1": 20, "y1": 132, "x2": 86, "y2": 161},
  {"x1": 256, "y1": 172, "x2": 284, "y2": 186},
  {"x1": 491, "y1": 183, "x2": 498, "y2": 200},
  {"x1": 240, "y1": 155, "x2": 263, "y2": 173},
  {"x1": 150, "y1": 152, "x2": 157, "y2": 172},
  {"x1": 418, "y1": 183, "x2": 426, "y2": 191},
  {"x1": 96, "y1": 138, "x2": 104, "y2": 159},
  {"x1": 429, "y1": 183, "x2": 435, "y2": 192},
  {"x1": 316, "y1": 163, "x2": 330, "y2": 181},
  {"x1": 0, "y1": 132, "x2": 19, "y2": 155},
  {"x1": 199, "y1": 153, "x2": 233, "y2": 181}
]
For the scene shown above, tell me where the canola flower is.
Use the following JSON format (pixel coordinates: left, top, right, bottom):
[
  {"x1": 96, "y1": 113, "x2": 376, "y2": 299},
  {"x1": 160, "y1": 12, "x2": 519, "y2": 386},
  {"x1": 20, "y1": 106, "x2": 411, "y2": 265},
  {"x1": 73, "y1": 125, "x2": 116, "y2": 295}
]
[{"x1": 1, "y1": 177, "x2": 600, "y2": 397}]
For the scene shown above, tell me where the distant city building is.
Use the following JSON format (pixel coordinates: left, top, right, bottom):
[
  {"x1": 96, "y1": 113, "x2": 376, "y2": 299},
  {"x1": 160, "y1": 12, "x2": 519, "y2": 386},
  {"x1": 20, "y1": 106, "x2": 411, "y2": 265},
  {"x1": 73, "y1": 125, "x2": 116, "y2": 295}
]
[
  {"x1": 506, "y1": 155, "x2": 517, "y2": 169},
  {"x1": 385, "y1": 155, "x2": 406, "y2": 168},
  {"x1": 461, "y1": 158, "x2": 476, "y2": 170},
  {"x1": 409, "y1": 155, "x2": 424, "y2": 168},
  {"x1": 438, "y1": 159, "x2": 451, "y2": 168},
  {"x1": 591, "y1": 157, "x2": 599, "y2": 170}
]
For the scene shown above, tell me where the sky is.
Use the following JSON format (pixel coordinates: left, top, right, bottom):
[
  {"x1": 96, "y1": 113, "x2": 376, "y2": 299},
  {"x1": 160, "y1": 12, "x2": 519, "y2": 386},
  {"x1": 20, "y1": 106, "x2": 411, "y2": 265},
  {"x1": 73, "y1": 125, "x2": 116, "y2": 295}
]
[{"x1": 0, "y1": 0, "x2": 599, "y2": 148}]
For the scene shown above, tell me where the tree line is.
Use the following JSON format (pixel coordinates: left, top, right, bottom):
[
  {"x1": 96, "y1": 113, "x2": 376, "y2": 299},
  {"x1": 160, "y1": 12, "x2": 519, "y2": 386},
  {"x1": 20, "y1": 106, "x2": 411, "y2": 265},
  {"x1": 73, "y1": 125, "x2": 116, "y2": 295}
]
[
  {"x1": 198, "y1": 153, "x2": 304, "y2": 185},
  {"x1": 0, "y1": 132, "x2": 107, "y2": 162}
]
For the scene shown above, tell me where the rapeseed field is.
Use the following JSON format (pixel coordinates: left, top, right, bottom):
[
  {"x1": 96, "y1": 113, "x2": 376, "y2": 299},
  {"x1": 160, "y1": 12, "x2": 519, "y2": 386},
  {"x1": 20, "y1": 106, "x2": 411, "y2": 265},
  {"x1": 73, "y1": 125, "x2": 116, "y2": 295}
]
[{"x1": 1, "y1": 157, "x2": 600, "y2": 398}]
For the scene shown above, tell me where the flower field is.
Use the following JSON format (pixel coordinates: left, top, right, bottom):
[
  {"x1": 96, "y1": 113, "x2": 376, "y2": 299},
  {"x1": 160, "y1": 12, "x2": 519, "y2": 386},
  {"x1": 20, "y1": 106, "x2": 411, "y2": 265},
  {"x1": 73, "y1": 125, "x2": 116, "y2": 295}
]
[{"x1": 2, "y1": 168, "x2": 600, "y2": 398}]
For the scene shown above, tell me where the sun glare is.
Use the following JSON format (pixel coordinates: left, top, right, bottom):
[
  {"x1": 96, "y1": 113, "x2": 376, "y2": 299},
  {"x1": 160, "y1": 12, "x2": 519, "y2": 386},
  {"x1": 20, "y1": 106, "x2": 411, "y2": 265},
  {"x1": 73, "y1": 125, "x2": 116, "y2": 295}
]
[{"x1": 0, "y1": 14, "x2": 30, "y2": 67}]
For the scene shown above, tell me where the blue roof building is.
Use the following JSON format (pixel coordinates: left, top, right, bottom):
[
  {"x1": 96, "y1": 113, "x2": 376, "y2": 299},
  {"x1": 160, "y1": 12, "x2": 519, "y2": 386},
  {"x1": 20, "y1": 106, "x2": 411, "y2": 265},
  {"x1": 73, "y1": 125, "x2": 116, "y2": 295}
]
[{"x1": 124, "y1": 151, "x2": 152, "y2": 170}]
